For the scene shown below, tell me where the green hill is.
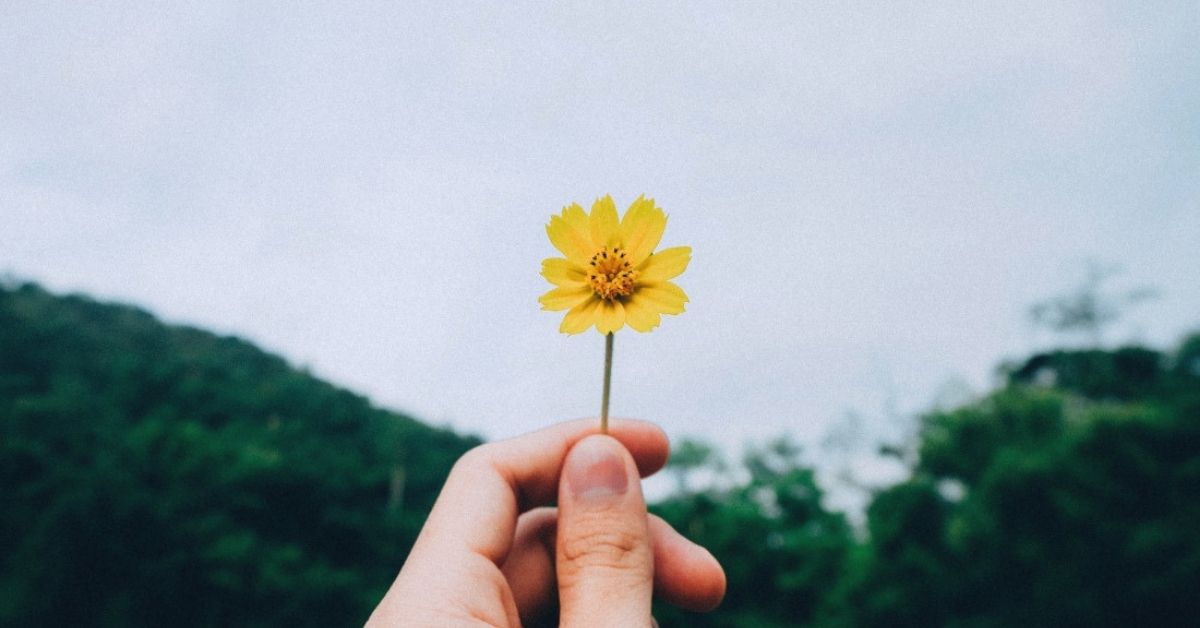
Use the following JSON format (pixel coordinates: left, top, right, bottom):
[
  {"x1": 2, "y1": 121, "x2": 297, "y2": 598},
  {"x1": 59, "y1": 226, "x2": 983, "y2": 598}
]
[{"x1": 0, "y1": 281, "x2": 480, "y2": 626}]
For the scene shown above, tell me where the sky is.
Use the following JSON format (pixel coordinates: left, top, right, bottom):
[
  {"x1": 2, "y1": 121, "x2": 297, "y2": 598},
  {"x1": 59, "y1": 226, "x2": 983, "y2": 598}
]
[{"x1": 3, "y1": 2, "x2": 1199, "y2": 489}]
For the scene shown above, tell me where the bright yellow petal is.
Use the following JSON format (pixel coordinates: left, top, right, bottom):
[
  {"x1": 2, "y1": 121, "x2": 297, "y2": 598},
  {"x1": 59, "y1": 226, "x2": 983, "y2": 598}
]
[
  {"x1": 547, "y1": 206, "x2": 595, "y2": 265},
  {"x1": 637, "y1": 246, "x2": 691, "y2": 282},
  {"x1": 560, "y1": 297, "x2": 602, "y2": 334},
  {"x1": 539, "y1": 285, "x2": 593, "y2": 311},
  {"x1": 596, "y1": 300, "x2": 626, "y2": 334},
  {"x1": 563, "y1": 202, "x2": 589, "y2": 232},
  {"x1": 632, "y1": 281, "x2": 688, "y2": 315},
  {"x1": 589, "y1": 195, "x2": 619, "y2": 249},
  {"x1": 619, "y1": 196, "x2": 667, "y2": 266},
  {"x1": 541, "y1": 257, "x2": 587, "y2": 287},
  {"x1": 623, "y1": 296, "x2": 662, "y2": 332}
]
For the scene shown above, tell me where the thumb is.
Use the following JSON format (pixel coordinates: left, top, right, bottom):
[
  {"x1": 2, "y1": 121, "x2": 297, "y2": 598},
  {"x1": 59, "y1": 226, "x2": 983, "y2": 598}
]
[{"x1": 556, "y1": 434, "x2": 654, "y2": 627}]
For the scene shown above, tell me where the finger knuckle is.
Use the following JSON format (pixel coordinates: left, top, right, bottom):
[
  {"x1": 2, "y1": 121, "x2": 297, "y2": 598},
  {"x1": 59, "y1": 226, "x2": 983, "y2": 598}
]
[
  {"x1": 561, "y1": 522, "x2": 646, "y2": 572},
  {"x1": 452, "y1": 444, "x2": 497, "y2": 476}
]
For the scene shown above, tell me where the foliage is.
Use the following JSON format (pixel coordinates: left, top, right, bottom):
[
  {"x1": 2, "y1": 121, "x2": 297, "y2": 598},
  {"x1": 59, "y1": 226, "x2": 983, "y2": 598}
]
[
  {"x1": 654, "y1": 336, "x2": 1199, "y2": 627},
  {"x1": 830, "y1": 339, "x2": 1200, "y2": 628},
  {"x1": 653, "y1": 438, "x2": 853, "y2": 627},
  {"x1": 0, "y1": 282, "x2": 480, "y2": 626},
  {"x1": 1027, "y1": 263, "x2": 1157, "y2": 345}
]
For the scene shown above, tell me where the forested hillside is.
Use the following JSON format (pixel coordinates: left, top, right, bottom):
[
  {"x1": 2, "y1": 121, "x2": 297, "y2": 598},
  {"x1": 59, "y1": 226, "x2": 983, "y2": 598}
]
[{"x1": 0, "y1": 281, "x2": 479, "y2": 626}]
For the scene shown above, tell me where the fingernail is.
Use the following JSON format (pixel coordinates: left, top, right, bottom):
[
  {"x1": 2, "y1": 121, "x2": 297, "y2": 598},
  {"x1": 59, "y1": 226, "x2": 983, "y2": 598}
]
[{"x1": 566, "y1": 436, "x2": 629, "y2": 502}]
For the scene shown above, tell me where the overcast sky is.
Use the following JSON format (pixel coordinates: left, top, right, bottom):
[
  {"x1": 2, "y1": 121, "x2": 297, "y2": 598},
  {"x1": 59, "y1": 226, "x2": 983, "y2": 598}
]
[{"x1": 3, "y1": 2, "x2": 1198, "y2": 473}]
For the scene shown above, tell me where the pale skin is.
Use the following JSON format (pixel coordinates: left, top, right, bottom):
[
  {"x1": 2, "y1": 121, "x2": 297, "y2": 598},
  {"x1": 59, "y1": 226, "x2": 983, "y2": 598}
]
[{"x1": 367, "y1": 419, "x2": 727, "y2": 627}]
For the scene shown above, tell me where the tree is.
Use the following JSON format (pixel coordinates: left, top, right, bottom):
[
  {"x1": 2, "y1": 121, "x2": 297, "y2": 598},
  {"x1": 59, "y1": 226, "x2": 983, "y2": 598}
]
[
  {"x1": 1028, "y1": 262, "x2": 1157, "y2": 346},
  {"x1": 665, "y1": 437, "x2": 724, "y2": 494},
  {"x1": 654, "y1": 437, "x2": 853, "y2": 627},
  {"x1": 839, "y1": 334, "x2": 1200, "y2": 628}
]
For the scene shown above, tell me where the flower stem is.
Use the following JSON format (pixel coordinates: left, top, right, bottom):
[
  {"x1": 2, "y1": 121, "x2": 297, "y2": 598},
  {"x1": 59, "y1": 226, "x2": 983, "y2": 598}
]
[{"x1": 600, "y1": 332, "x2": 614, "y2": 434}]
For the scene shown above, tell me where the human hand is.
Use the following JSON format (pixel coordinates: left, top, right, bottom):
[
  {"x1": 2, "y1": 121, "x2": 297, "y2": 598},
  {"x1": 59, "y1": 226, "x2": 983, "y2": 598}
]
[{"x1": 366, "y1": 418, "x2": 726, "y2": 627}]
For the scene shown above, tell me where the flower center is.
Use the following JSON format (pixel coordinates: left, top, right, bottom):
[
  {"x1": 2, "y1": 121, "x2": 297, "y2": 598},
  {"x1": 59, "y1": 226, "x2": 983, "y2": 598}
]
[{"x1": 587, "y1": 246, "x2": 639, "y2": 300}]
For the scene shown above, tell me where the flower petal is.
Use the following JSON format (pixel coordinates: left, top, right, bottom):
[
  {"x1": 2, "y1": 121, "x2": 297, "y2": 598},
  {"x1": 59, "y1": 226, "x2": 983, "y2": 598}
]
[
  {"x1": 547, "y1": 204, "x2": 595, "y2": 265},
  {"x1": 633, "y1": 281, "x2": 688, "y2": 315},
  {"x1": 560, "y1": 297, "x2": 602, "y2": 334},
  {"x1": 539, "y1": 285, "x2": 593, "y2": 311},
  {"x1": 589, "y1": 195, "x2": 620, "y2": 249},
  {"x1": 563, "y1": 202, "x2": 589, "y2": 232},
  {"x1": 637, "y1": 246, "x2": 691, "y2": 282},
  {"x1": 596, "y1": 299, "x2": 626, "y2": 334},
  {"x1": 623, "y1": 296, "x2": 662, "y2": 332},
  {"x1": 541, "y1": 257, "x2": 587, "y2": 287},
  {"x1": 619, "y1": 196, "x2": 667, "y2": 266}
]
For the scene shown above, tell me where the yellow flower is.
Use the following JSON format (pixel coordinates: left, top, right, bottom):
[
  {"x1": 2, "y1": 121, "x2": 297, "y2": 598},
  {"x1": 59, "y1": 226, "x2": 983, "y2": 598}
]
[{"x1": 539, "y1": 195, "x2": 691, "y2": 335}]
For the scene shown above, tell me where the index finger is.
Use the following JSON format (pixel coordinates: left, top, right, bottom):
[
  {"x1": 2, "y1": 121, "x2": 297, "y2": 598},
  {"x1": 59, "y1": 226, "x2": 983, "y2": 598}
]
[{"x1": 406, "y1": 418, "x2": 668, "y2": 567}]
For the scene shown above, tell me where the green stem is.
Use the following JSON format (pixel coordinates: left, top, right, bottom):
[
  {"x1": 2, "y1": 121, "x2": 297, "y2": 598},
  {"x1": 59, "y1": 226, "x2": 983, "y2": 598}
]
[{"x1": 600, "y1": 332, "x2": 614, "y2": 434}]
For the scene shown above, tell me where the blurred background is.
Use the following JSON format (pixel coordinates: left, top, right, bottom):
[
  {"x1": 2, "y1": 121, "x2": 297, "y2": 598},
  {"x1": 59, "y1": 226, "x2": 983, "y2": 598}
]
[{"x1": 2, "y1": 2, "x2": 1197, "y2": 626}]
